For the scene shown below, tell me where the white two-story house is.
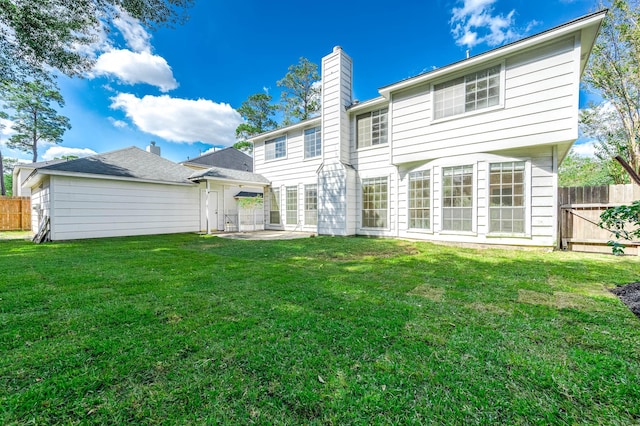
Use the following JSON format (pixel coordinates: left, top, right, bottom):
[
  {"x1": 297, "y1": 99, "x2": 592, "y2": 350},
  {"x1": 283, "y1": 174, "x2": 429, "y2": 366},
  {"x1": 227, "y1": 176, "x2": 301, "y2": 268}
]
[{"x1": 250, "y1": 11, "x2": 605, "y2": 249}]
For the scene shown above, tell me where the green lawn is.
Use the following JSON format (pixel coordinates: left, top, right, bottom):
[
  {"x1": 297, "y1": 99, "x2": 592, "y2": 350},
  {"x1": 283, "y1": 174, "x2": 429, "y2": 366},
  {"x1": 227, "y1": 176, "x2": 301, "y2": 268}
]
[{"x1": 1, "y1": 234, "x2": 639, "y2": 424}]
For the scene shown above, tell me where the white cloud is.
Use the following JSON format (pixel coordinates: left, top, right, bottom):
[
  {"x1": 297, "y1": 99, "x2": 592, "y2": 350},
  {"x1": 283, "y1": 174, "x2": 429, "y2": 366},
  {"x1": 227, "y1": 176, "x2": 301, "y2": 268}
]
[
  {"x1": 110, "y1": 93, "x2": 243, "y2": 145},
  {"x1": 85, "y1": 9, "x2": 178, "y2": 92},
  {"x1": 42, "y1": 146, "x2": 97, "y2": 161},
  {"x1": 0, "y1": 118, "x2": 15, "y2": 138},
  {"x1": 450, "y1": 0, "x2": 521, "y2": 49},
  {"x1": 113, "y1": 11, "x2": 151, "y2": 53},
  {"x1": 93, "y1": 49, "x2": 178, "y2": 92},
  {"x1": 571, "y1": 140, "x2": 597, "y2": 157},
  {"x1": 108, "y1": 117, "x2": 129, "y2": 128}
]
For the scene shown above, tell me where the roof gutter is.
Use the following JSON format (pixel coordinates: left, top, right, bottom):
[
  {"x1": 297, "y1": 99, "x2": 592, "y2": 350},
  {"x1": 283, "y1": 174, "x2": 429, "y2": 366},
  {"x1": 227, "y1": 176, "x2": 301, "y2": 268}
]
[
  {"x1": 189, "y1": 175, "x2": 271, "y2": 187},
  {"x1": 24, "y1": 169, "x2": 196, "y2": 187},
  {"x1": 247, "y1": 117, "x2": 321, "y2": 143},
  {"x1": 378, "y1": 10, "x2": 607, "y2": 98}
]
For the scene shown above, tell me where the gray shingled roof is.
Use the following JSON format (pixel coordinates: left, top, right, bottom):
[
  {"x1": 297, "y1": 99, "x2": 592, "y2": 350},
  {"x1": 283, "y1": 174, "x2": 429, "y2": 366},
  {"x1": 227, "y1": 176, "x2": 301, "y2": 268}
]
[
  {"x1": 36, "y1": 147, "x2": 195, "y2": 184},
  {"x1": 181, "y1": 147, "x2": 253, "y2": 172},
  {"x1": 189, "y1": 166, "x2": 270, "y2": 184}
]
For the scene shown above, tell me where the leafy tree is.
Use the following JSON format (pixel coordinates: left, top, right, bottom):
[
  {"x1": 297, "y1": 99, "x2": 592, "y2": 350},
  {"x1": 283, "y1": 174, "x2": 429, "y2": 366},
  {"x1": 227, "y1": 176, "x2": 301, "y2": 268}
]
[
  {"x1": 2, "y1": 80, "x2": 71, "y2": 162},
  {"x1": 0, "y1": 110, "x2": 7, "y2": 195},
  {"x1": 581, "y1": 0, "x2": 640, "y2": 181},
  {"x1": 3, "y1": 173, "x2": 11, "y2": 196},
  {"x1": 599, "y1": 201, "x2": 640, "y2": 254},
  {"x1": 234, "y1": 93, "x2": 278, "y2": 154},
  {"x1": 2, "y1": 156, "x2": 19, "y2": 196},
  {"x1": 580, "y1": 106, "x2": 631, "y2": 184},
  {"x1": 558, "y1": 150, "x2": 614, "y2": 187},
  {"x1": 0, "y1": 0, "x2": 193, "y2": 83},
  {"x1": 276, "y1": 57, "x2": 321, "y2": 125},
  {"x1": 0, "y1": 0, "x2": 193, "y2": 86}
]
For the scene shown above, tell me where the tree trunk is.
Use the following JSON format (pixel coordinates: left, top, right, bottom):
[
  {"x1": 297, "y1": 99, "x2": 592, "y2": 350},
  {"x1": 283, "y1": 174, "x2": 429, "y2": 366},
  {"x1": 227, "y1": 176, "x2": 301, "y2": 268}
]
[
  {"x1": 0, "y1": 149, "x2": 5, "y2": 196},
  {"x1": 615, "y1": 155, "x2": 640, "y2": 186},
  {"x1": 32, "y1": 109, "x2": 38, "y2": 162}
]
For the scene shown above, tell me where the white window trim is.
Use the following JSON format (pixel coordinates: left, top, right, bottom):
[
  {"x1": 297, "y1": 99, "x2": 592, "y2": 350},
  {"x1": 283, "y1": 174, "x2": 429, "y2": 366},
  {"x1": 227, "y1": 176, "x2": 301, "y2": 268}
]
[
  {"x1": 485, "y1": 159, "x2": 532, "y2": 238},
  {"x1": 430, "y1": 61, "x2": 506, "y2": 124},
  {"x1": 303, "y1": 127, "x2": 322, "y2": 160},
  {"x1": 264, "y1": 135, "x2": 288, "y2": 162},
  {"x1": 285, "y1": 185, "x2": 298, "y2": 225},
  {"x1": 355, "y1": 108, "x2": 389, "y2": 151},
  {"x1": 407, "y1": 168, "x2": 433, "y2": 232},
  {"x1": 438, "y1": 162, "x2": 478, "y2": 236},
  {"x1": 303, "y1": 183, "x2": 318, "y2": 226},
  {"x1": 360, "y1": 175, "x2": 390, "y2": 230}
]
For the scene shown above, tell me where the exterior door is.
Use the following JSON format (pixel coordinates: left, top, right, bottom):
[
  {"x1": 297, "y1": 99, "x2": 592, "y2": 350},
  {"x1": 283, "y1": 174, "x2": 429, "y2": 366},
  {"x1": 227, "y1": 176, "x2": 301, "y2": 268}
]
[{"x1": 200, "y1": 189, "x2": 219, "y2": 232}]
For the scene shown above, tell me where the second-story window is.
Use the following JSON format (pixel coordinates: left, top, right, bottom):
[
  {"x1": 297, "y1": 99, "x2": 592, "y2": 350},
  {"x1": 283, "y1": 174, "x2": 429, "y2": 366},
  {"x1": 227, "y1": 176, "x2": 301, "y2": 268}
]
[
  {"x1": 265, "y1": 135, "x2": 286, "y2": 161},
  {"x1": 433, "y1": 65, "x2": 501, "y2": 120},
  {"x1": 357, "y1": 108, "x2": 388, "y2": 149},
  {"x1": 304, "y1": 127, "x2": 322, "y2": 159}
]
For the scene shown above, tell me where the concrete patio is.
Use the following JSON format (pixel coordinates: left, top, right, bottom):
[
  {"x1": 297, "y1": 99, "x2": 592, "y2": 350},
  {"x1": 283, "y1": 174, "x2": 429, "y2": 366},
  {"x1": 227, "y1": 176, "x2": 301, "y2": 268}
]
[{"x1": 213, "y1": 230, "x2": 316, "y2": 240}]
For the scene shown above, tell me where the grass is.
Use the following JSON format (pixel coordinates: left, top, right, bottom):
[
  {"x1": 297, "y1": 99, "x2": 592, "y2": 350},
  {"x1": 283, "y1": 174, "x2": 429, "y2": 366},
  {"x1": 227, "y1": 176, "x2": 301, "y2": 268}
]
[
  {"x1": 0, "y1": 230, "x2": 33, "y2": 240},
  {"x1": 1, "y1": 233, "x2": 639, "y2": 424}
]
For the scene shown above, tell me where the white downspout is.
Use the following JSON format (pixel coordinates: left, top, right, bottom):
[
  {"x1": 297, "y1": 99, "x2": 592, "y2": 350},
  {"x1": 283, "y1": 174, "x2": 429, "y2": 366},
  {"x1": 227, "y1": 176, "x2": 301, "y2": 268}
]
[{"x1": 206, "y1": 179, "x2": 211, "y2": 234}]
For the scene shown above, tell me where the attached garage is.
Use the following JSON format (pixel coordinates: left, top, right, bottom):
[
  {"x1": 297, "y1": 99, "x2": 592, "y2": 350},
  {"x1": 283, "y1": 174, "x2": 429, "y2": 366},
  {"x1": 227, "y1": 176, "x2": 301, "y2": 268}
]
[{"x1": 24, "y1": 146, "x2": 269, "y2": 241}]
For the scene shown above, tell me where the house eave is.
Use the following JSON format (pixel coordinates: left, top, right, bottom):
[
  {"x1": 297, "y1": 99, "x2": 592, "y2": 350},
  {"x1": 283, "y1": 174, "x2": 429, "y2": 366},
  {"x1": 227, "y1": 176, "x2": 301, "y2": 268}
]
[
  {"x1": 191, "y1": 175, "x2": 270, "y2": 187},
  {"x1": 248, "y1": 117, "x2": 322, "y2": 143},
  {"x1": 24, "y1": 169, "x2": 196, "y2": 188},
  {"x1": 347, "y1": 96, "x2": 388, "y2": 113},
  {"x1": 378, "y1": 10, "x2": 606, "y2": 98}
]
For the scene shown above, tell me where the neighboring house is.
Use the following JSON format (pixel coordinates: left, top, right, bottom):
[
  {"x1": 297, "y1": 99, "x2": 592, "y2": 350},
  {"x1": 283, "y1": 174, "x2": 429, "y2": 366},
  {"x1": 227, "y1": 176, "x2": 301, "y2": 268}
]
[
  {"x1": 180, "y1": 147, "x2": 253, "y2": 172},
  {"x1": 23, "y1": 11, "x2": 605, "y2": 245},
  {"x1": 25, "y1": 146, "x2": 268, "y2": 241},
  {"x1": 249, "y1": 11, "x2": 605, "y2": 249},
  {"x1": 12, "y1": 159, "x2": 65, "y2": 197}
]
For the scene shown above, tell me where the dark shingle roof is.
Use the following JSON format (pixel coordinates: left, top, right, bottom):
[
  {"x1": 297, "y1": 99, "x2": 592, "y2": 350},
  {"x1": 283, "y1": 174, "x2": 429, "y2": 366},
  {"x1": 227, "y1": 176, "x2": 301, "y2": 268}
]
[
  {"x1": 181, "y1": 147, "x2": 253, "y2": 172},
  {"x1": 36, "y1": 147, "x2": 195, "y2": 184},
  {"x1": 15, "y1": 159, "x2": 66, "y2": 170},
  {"x1": 235, "y1": 191, "x2": 262, "y2": 198},
  {"x1": 189, "y1": 166, "x2": 270, "y2": 184}
]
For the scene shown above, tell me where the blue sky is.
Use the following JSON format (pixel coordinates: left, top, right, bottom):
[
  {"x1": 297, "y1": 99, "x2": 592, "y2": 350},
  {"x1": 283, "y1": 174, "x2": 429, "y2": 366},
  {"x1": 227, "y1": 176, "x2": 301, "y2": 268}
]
[{"x1": 1, "y1": 0, "x2": 599, "y2": 163}]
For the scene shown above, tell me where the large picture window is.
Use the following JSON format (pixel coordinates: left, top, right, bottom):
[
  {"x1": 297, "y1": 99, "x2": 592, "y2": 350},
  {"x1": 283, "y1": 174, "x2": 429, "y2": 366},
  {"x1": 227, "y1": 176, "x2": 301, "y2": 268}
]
[
  {"x1": 357, "y1": 108, "x2": 388, "y2": 149},
  {"x1": 265, "y1": 135, "x2": 286, "y2": 161},
  {"x1": 362, "y1": 177, "x2": 388, "y2": 228},
  {"x1": 489, "y1": 162, "x2": 525, "y2": 233},
  {"x1": 442, "y1": 165, "x2": 473, "y2": 232},
  {"x1": 434, "y1": 65, "x2": 501, "y2": 120},
  {"x1": 269, "y1": 188, "x2": 280, "y2": 224},
  {"x1": 304, "y1": 127, "x2": 321, "y2": 159},
  {"x1": 408, "y1": 170, "x2": 431, "y2": 229},
  {"x1": 286, "y1": 186, "x2": 298, "y2": 225},
  {"x1": 304, "y1": 184, "x2": 318, "y2": 226}
]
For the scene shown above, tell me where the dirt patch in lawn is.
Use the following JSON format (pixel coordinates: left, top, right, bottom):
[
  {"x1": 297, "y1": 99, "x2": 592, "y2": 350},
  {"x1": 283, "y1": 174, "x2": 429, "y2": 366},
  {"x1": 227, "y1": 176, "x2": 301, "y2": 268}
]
[{"x1": 610, "y1": 282, "x2": 640, "y2": 320}]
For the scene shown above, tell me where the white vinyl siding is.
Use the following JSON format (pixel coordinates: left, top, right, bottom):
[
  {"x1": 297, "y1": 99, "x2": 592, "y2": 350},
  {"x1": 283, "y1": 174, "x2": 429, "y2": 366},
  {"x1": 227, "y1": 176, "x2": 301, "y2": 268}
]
[
  {"x1": 45, "y1": 176, "x2": 200, "y2": 241},
  {"x1": 304, "y1": 127, "x2": 321, "y2": 159},
  {"x1": 304, "y1": 184, "x2": 317, "y2": 225},
  {"x1": 434, "y1": 65, "x2": 501, "y2": 120},
  {"x1": 286, "y1": 186, "x2": 298, "y2": 225},
  {"x1": 362, "y1": 177, "x2": 388, "y2": 228},
  {"x1": 489, "y1": 162, "x2": 525, "y2": 233},
  {"x1": 265, "y1": 135, "x2": 286, "y2": 161},
  {"x1": 269, "y1": 188, "x2": 280, "y2": 224},
  {"x1": 392, "y1": 37, "x2": 577, "y2": 164},
  {"x1": 441, "y1": 165, "x2": 473, "y2": 232},
  {"x1": 408, "y1": 170, "x2": 431, "y2": 229},
  {"x1": 356, "y1": 108, "x2": 388, "y2": 149}
]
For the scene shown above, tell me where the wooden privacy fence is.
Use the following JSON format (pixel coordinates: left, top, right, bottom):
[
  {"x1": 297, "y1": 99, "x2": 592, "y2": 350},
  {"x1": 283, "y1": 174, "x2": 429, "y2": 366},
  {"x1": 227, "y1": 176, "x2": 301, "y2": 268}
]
[
  {"x1": 559, "y1": 184, "x2": 640, "y2": 255},
  {"x1": 0, "y1": 196, "x2": 31, "y2": 231}
]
